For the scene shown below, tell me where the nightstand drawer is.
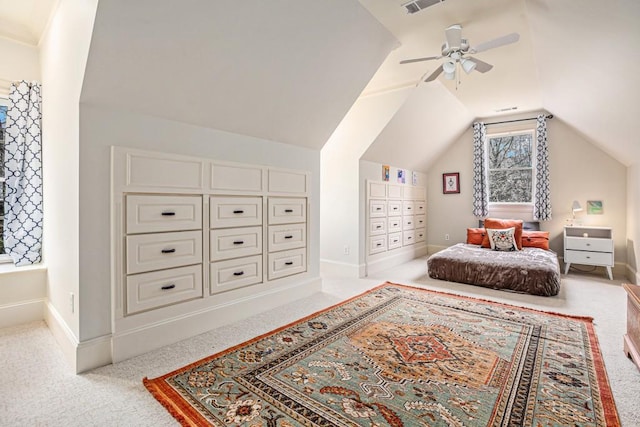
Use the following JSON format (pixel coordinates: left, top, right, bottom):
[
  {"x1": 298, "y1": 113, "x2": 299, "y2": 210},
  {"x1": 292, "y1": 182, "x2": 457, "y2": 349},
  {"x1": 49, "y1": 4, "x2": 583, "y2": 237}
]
[
  {"x1": 126, "y1": 231, "x2": 202, "y2": 274},
  {"x1": 126, "y1": 265, "x2": 202, "y2": 315},
  {"x1": 565, "y1": 250, "x2": 613, "y2": 266},
  {"x1": 126, "y1": 195, "x2": 202, "y2": 234},
  {"x1": 565, "y1": 237, "x2": 612, "y2": 252},
  {"x1": 210, "y1": 226, "x2": 262, "y2": 261}
]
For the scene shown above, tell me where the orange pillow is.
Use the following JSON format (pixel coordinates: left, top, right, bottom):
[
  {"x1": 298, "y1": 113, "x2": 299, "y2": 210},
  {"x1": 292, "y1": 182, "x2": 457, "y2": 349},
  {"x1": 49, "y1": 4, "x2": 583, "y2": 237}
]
[
  {"x1": 481, "y1": 218, "x2": 524, "y2": 249},
  {"x1": 522, "y1": 231, "x2": 550, "y2": 250},
  {"x1": 466, "y1": 228, "x2": 485, "y2": 245}
]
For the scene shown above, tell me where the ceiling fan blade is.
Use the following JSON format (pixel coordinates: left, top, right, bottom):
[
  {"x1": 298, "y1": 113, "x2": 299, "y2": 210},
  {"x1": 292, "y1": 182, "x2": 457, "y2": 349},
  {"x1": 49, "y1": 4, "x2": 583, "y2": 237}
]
[
  {"x1": 445, "y1": 24, "x2": 463, "y2": 49},
  {"x1": 400, "y1": 56, "x2": 441, "y2": 65},
  {"x1": 468, "y1": 57, "x2": 493, "y2": 73},
  {"x1": 471, "y1": 32, "x2": 520, "y2": 53},
  {"x1": 424, "y1": 65, "x2": 444, "y2": 82}
]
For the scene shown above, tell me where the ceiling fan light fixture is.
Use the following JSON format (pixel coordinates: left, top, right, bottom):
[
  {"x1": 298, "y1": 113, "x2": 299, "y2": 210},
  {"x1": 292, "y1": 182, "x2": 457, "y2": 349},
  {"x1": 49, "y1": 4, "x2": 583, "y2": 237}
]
[
  {"x1": 461, "y1": 58, "x2": 476, "y2": 74},
  {"x1": 442, "y1": 60, "x2": 456, "y2": 74},
  {"x1": 444, "y1": 71, "x2": 455, "y2": 80}
]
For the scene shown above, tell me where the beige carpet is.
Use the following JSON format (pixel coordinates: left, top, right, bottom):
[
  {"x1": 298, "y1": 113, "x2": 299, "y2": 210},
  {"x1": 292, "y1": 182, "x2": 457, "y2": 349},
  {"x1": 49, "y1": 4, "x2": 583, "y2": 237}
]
[{"x1": 1, "y1": 258, "x2": 639, "y2": 426}]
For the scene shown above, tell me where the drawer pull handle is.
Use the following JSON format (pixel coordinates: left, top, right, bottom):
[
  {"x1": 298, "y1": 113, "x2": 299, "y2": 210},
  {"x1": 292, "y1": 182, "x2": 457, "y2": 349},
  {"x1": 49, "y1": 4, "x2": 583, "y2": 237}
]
[
  {"x1": 233, "y1": 210, "x2": 244, "y2": 214},
  {"x1": 233, "y1": 271, "x2": 244, "y2": 276},
  {"x1": 284, "y1": 235, "x2": 293, "y2": 239},
  {"x1": 161, "y1": 211, "x2": 176, "y2": 216},
  {"x1": 161, "y1": 284, "x2": 176, "y2": 290},
  {"x1": 233, "y1": 240, "x2": 244, "y2": 245},
  {"x1": 408, "y1": 222, "x2": 412, "y2": 225},
  {"x1": 376, "y1": 243, "x2": 382, "y2": 247},
  {"x1": 586, "y1": 256, "x2": 591, "y2": 259},
  {"x1": 408, "y1": 237, "x2": 412, "y2": 240},
  {"x1": 376, "y1": 208, "x2": 381, "y2": 211},
  {"x1": 285, "y1": 209, "x2": 294, "y2": 213},
  {"x1": 586, "y1": 243, "x2": 591, "y2": 246},
  {"x1": 408, "y1": 207, "x2": 412, "y2": 210},
  {"x1": 285, "y1": 261, "x2": 294, "y2": 265},
  {"x1": 161, "y1": 248, "x2": 176, "y2": 254},
  {"x1": 376, "y1": 225, "x2": 382, "y2": 229}
]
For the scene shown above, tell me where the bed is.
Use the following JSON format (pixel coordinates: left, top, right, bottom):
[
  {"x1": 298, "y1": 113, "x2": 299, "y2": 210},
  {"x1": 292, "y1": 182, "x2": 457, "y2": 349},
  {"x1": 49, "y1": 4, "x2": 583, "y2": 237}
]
[{"x1": 427, "y1": 243, "x2": 560, "y2": 296}]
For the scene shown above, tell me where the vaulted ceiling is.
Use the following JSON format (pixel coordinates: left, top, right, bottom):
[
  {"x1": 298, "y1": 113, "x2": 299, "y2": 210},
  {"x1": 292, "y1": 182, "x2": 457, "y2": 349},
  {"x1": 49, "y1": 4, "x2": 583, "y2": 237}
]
[{"x1": 1, "y1": 0, "x2": 639, "y2": 169}]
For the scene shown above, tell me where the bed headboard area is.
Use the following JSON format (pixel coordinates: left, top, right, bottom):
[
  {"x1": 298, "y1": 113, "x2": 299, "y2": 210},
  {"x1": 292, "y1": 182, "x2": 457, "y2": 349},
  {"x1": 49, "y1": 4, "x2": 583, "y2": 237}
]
[{"x1": 478, "y1": 220, "x2": 540, "y2": 231}]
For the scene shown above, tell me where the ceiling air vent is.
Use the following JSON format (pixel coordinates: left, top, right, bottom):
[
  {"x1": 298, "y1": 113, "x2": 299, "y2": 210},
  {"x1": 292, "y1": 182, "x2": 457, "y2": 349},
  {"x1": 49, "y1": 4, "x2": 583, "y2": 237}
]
[{"x1": 403, "y1": 0, "x2": 445, "y2": 14}]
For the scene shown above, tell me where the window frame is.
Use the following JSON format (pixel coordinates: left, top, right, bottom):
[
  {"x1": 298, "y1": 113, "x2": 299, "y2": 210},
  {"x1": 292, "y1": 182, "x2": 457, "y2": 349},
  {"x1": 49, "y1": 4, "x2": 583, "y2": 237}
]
[
  {"x1": 485, "y1": 126, "x2": 537, "y2": 209},
  {"x1": 0, "y1": 96, "x2": 12, "y2": 263}
]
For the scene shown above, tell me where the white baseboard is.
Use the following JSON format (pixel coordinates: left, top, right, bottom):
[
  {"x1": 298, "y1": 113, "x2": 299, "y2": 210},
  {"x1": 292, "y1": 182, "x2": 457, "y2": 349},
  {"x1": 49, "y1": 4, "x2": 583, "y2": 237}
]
[
  {"x1": 0, "y1": 298, "x2": 46, "y2": 328},
  {"x1": 366, "y1": 244, "x2": 427, "y2": 276},
  {"x1": 320, "y1": 259, "x2": 364, "y2": 278},
  {"x1": 44, "y1": 300, "x2": 79, "y2": 373},
  {"x1": 111, "y1": 277, "x2": 322, "y2": 364},
  {"x1": 625, "y1": 263, "x2": 639, "y2": 284}
]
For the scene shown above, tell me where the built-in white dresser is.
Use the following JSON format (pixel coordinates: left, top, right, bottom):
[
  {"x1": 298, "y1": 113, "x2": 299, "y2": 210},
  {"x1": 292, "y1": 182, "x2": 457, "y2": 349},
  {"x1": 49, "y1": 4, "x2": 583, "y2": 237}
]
[{"x1": 111, "y1": 147, "x2": 314, "y2": 362}]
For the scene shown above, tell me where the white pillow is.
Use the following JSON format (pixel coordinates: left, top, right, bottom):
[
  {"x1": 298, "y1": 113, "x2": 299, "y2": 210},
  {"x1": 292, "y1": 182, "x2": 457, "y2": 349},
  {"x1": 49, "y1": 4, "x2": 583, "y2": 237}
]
[{"x1": 486, "y1": 227, "x2": 519, "y2": 251}]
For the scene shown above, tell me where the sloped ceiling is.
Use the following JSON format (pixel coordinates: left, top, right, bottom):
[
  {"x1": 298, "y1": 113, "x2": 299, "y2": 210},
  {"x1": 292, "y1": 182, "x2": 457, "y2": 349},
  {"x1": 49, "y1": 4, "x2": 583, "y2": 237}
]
[
  {"x1": 0, "y1": 0, "x2": 56, "y2": 46},
  {"x1": 79, "y1": 0, "x2": 397, "y2": 150},
  {"x1": 358, "y1": 0, "x2": 640, "y2": 169}
]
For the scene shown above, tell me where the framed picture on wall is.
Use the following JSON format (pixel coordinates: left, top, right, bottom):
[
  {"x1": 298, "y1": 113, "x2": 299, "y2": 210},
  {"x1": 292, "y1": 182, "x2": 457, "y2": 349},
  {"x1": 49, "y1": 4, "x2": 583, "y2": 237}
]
[{"x1": 442, "y1": 172, "x2": 460, "y2": 194}]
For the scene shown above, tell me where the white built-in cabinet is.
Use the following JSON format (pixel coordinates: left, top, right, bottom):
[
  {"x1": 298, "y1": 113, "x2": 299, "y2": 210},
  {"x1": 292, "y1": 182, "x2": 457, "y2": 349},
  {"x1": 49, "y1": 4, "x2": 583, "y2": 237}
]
[
  {"x1": 365, "y1": 180, "x2": 426, "y2": 274},
  {"x1": 111, "y1": 147, "x2": 315, "y2": 362}
]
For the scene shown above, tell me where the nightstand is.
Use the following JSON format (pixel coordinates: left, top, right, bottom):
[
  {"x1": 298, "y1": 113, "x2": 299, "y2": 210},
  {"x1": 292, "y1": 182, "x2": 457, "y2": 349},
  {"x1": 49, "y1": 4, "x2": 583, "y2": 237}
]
[
  {"x1": 624, "y1": 283, "x2": 640, "y2": 371},
  {"x1": 563, "y1": 226, "x2": 614, "y2": 280}
]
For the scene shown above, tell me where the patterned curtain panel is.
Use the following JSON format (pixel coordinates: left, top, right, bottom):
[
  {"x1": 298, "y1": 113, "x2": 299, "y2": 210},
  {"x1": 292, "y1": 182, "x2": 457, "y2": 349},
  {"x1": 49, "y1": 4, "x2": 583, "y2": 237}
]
[
  {"x1": 3, "y1": 81, "x2": 43, "y2": 266},
  {"x1": 472, "y1": 122, "x2": 488, "y2": 218},
  {"x1": 533, "y1": 114, "x2": 552, "y2": 221}
]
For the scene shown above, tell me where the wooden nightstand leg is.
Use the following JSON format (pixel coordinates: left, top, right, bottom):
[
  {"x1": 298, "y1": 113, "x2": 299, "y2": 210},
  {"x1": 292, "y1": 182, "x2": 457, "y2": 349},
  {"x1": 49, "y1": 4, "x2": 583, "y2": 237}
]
[
  {"x1": 606, "y1": 266, "x2": 613, "y2": 280},
  {"x1": 564, "y1": 262, "x2": 570, "y2": 275}
]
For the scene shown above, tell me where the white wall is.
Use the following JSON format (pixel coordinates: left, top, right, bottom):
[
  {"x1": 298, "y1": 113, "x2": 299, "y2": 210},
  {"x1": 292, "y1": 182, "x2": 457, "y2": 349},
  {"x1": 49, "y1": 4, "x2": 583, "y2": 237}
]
[
  {"x1": 427, "y1": 114, "x2": 629, "y2": 276},
  {"x1": 0, "y1": 37, "x2": 40, "y2": 95},
  {"x1": 628, "y1": 164, "x2": 640, "y2": 283},
  {"x1": 78, "y1": 104, "x2": 321, "y2": 342},
  {"x1": 39, "y1": 0, "x2": 98, "y2": 352},
  {"x1": 320, "y1": 89, "x2": 411, "y2": 276}
]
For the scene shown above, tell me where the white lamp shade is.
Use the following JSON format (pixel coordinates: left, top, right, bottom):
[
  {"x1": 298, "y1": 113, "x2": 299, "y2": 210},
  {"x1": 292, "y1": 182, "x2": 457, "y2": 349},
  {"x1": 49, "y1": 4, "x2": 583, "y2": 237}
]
[
  {"x1": 444, "y1": 71, "x2": 455, "y2": 80},
  {"x1": 572, "y1": 200, "x2": 582, "y2": 212},
  {"x1": 461, "y1": 58, "x2": 476, "y2": 74}
]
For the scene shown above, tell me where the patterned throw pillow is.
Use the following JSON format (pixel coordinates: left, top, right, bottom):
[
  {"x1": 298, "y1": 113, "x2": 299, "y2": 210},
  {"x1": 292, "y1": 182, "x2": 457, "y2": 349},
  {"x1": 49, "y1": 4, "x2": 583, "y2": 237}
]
[{"x1": 487, "y1": 227, "x2": 518, "y2": 251}]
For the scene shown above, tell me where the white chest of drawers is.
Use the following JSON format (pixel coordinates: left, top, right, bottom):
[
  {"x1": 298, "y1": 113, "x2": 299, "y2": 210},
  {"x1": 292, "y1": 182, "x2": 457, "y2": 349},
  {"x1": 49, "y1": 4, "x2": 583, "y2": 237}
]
[{"x1": 563, "y1": 226, "x2": 614, "y2": 280}]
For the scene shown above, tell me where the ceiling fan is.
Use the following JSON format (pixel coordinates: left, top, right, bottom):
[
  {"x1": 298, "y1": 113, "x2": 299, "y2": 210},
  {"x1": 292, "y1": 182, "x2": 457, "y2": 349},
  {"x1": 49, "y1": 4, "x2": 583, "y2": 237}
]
[{"x1": 400, "y1": 25, "x2": 520, "y2": 83}]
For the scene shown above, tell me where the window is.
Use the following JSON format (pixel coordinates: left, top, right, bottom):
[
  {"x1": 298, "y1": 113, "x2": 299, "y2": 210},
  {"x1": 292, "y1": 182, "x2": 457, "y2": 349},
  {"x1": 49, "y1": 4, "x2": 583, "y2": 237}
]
[{"x1": 486, "y1": 130, "x2": 534, "y2": 204}]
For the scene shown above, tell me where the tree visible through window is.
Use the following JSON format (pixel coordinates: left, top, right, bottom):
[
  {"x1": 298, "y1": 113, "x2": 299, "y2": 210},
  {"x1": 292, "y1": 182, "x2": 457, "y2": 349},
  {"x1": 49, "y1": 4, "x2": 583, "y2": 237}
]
[{"x1": 487, "y1": 131, "x2": 534, "y2": 203}]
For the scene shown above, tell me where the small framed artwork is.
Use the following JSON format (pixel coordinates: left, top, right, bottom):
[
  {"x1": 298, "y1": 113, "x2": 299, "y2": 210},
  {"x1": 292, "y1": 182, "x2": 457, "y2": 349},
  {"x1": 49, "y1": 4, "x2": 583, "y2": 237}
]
[
  {"x1": 382, "y1": 165, "x2": 390, "y2": 182},
  {"x1": 442, "y1": 172, "x2": 460, "y2": 194},
  {"x1": 398, "y1": 169, "x2": 405, "y2": 184},
  {"x1": 587, "y1": 200, "x2": 603, "y2": 215},
  {"x1": 412, "y1": 171, "x2": 418, "y2": 186}
]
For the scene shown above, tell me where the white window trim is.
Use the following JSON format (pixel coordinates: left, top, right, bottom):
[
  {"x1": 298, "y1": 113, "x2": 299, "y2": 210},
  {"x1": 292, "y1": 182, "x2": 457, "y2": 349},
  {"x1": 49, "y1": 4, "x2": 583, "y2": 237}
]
[
  {"x1": 485, "y1": 127, "x2": 537, "y2": 207},
  {"x1": 0, "y1": 96, "x2": 9, "y2": 263}
]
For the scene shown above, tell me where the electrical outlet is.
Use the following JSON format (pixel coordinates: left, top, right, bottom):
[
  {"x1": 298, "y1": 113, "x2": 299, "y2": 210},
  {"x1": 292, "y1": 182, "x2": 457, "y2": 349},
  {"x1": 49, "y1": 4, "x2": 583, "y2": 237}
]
[
  {"x1": 445, "y1": 234, "x2": 450, "y2": 241},
  {"x1": 70, "y1": 292, "x2": 75, "y2": 314},
  {"x1": 343, "y1": 246, "x2": 350, "y2": 255}
]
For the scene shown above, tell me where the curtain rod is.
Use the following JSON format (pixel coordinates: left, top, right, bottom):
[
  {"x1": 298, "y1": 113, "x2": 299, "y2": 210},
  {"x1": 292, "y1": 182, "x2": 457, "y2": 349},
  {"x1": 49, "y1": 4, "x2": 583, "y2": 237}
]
[{"x1": 480, "y1": 114, "x2": 553, "y2": 127}]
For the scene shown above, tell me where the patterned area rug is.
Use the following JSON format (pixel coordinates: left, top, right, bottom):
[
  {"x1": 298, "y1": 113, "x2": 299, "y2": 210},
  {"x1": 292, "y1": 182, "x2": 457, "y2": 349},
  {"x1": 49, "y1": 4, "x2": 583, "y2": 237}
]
[{"x1": 144, "y1": 283, "x2": 620, "y2": 426}]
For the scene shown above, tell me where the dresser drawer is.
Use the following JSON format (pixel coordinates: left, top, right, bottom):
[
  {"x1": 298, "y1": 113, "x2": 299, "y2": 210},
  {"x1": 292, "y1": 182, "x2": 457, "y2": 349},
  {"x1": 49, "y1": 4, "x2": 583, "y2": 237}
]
[
  {"x1": 369, "y1": 200, "x2": 386, "y2": 218},
  {"x1": 565, "y1": 250, "x2": 613, "y2": 266},
  {"x1": 403, "y1": 230, "x2": 416, "y2": 246},
  {"x1": 565, "y1": 236, "x2": 612, "y2": 252},
  {"x1": 415, "y1": 214, "x2": 426, "y2": 228},
  {"x1": 126, "y1": 195, "x2": 202, "y2": 234},
  {"x1": 369, "y1": 235, "x2": 387, "y2": 254},
  {"x1": 210, "y1": 196, "x2": 262, "y2": 228},
  {"x1": 268, "y1": 223, "x2": 306, "y2": 252},
  {"x1": 126, "y1": 265, "x2": 202, "y2": 315},
  {"x1": 126, "y1": 231, "x2": 202, "y2": 274},
  {"x1": 387, "y1": 201, "x2": 402, "y2": 216},
  {"x1": 388, "y1": 232, "x2": 402, "y2": 250},
  {"x1": 369, "y1": 218, "x2": 386, "y2": 236},
  {"x1": 210, "y1": 226, "x2": 262, "y2": 261},
  {"x1": 416, "y1": 229, "x2": 426, "y2": 242},
  {"x1": 268, "y1": 198, "x2": 306, "y2": 225},
  {"x1": 267, "y1": 248, "x2": 307, "y2": 280},
  {"x1": 403, "y1": 216, "x2": 415, "y2": 231},
  {"x1": 388, "y1": 217, "x2": 402, "y2": 232},
  {"x1": 402, "y1": 201, "x2": 414, "y2": 215},
  {"x1": 414, "y1": 201, "x2": 426, "y2": 214},
  {"x1": 210, "y1": 255, "x2": 263, "y2": 294}
]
